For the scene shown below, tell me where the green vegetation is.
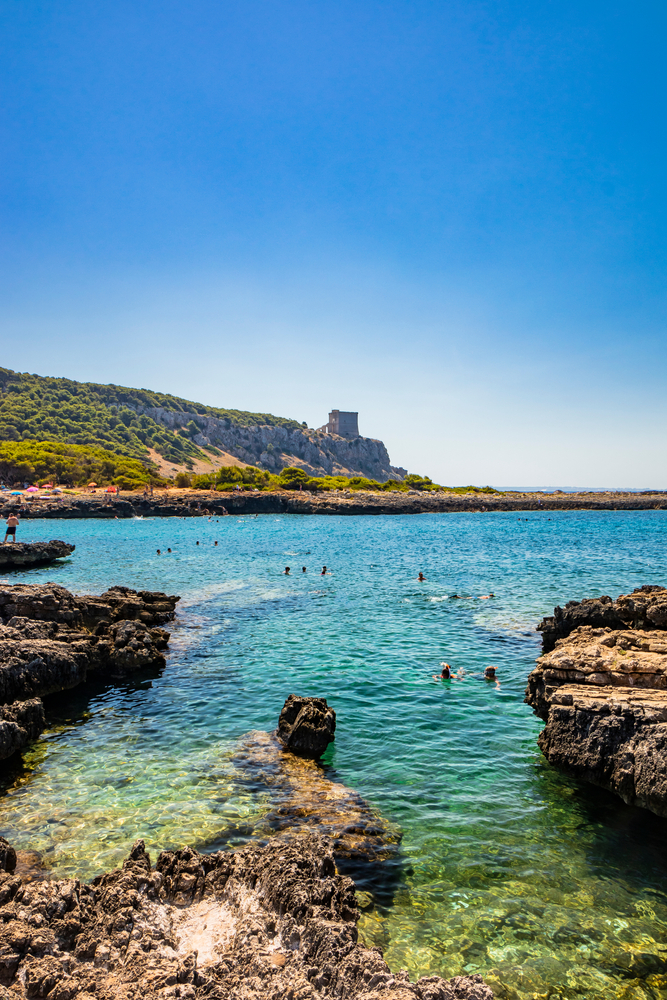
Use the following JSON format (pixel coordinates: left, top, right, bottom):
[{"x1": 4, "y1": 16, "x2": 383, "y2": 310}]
[
  {"x1": 180, "y1": 465, "x2": 499, "y2": 494},
  {"x1": 0, "y1": 367, "x2": 301, "y2": 469},
  {"x1": 0, "y1": 441, "x2": 166, "y2": 489}
]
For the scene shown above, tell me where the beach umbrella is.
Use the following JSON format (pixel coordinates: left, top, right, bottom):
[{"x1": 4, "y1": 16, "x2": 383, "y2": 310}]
[
  {"x1": 52, "y1": 488, "x2": 63, "y2": 493},
  {"x1": 88, "y1": 482, "x2": 98, "y2": 487},
  {"x1": 25, "y1": 486, "x2": 39, "y2": 492},
  {"x1": 10, "y1": 491, "x2": 22, "y2": 495}
]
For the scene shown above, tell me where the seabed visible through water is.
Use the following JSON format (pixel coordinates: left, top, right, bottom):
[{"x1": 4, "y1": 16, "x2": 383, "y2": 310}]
[{"x1": 2, "y1": 509, "x2": 667, "y2": 999}]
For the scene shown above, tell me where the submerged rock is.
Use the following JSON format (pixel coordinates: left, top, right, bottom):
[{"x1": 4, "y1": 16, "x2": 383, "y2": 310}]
[
  {"x1": 232, "y1": 730, "x2": 401, "y2": 889},
  {"x1": 0, "y1": 583, "x2": 179, "y2": 759},
  {"x1": 0, "y1": 834, "x2": 493, "y2": 999},
  {"x1": 277, "y1": 693, "x2": 336, "y2": 757},
  {"x1": 0, "y1": 540, "x2": 74, "y2": 570}
]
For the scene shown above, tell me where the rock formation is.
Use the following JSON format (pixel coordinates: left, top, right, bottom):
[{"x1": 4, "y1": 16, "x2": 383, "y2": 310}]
[
  {"x1": 537, "y1": 685, "x2": 667, "y2": 816},
  {"x1": 527, "y1": 585, "x2": 667, "y2": 817},
  {"x1": 0, "y1": 834, "x2": 492, "y2": 999},
  {"x1": 536, "y1": 583, "x2": 667, "y2": 653},
  {"x1": 0, "y1": 583, "x2": 179, "y2": 759},
  {"x1": 0, "y1": 540, "x2": 74, "y2": 570},
  {"x1": 277, "y1": 694, "x2": 336, "y2": 757},
  {"x1": 141, "y1": 405, "x2": 404, "y2": 481},
  {"x1": 231, "y1": 729, "x2": 401, "y2": 899}
]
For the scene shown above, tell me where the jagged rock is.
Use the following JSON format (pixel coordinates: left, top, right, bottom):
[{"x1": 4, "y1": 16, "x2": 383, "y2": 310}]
[
  {"x1": 0, "y1": 699, "x2": 45, "y2": 759},
  {"x1": 0, "y1": 835, "x2": 493, "y2": 999},
  {"x1": 0, "y1": 582, "x2": 178, "y2": 629},
  {"x1": 277, "y1": 694, "x2": 336, "y2": 757},
  {"x1": 0, "y1": 540, "x2": 74, "y2": 570},
  {"x1": 537, "y1": 685, "x2": 667, "y2": 816},
  {"x1": 0, "y1": 583, "x2": 179, "y2": 759},
  {"x1": 537, "y1": 584, "x2": 667, "y2": 652}
]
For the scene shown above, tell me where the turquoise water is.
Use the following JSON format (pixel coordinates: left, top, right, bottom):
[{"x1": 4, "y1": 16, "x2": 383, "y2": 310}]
[{"x1": 3, "y1": 510, "x2": 667, "y2": 999}]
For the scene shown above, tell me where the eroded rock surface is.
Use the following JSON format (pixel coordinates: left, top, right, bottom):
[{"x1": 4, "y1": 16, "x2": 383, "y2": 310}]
[
  {"x1": 538, "y1": 685, "x2": 667, "y2": 816},
  {"x1": 277, "y1": 694, "x2": 336, "y2": 758},
  {"x1": 526, "y1": 626, "x2": 667, "y2": 720},
  {"x1": 0, "y1": 540, "x2": 74, "y2": 570},
  {"x1": 0, "y1": 583, "x2": 178, "y2": 759},
  {"x1": 0, "y1": 835, "x2": 492, "y2": 1000},
  {"x1": 537, "y1": 584, "x2": 667, "y2": 653},
  {"x1": 527, "y1": 585, "x2": 667, "y2": 817}
]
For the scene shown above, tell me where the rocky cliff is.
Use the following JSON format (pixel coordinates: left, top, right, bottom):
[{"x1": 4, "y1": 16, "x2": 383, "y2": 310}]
[
  {"x1": 140, "y1": 406, "x2": 405, "y2": 480},
  {"x1": 526, "y1": 585, "x2": 667, "y2": 817}
]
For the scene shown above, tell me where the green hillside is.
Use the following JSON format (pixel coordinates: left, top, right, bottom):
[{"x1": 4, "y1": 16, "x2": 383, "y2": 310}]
[
  {"x1": 0, "y1": 440, "x2": 162, "y2": 489},
  {"x1": 0, "y1": 368, "x2": 300, "y2": 468}
]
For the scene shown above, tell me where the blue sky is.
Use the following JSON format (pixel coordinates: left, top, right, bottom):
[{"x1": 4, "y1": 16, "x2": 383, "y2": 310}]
[{"x1": 1, "y1": 0, "x2": 666, "y2": 485}]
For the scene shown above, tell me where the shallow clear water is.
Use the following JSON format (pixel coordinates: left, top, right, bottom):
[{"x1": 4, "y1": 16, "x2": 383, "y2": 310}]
[{"x1": 3, "y1": 510, "x2": 667, "y2": 999}]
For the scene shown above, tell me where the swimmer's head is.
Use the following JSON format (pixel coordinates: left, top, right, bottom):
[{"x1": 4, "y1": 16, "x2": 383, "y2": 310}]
[{"x1": 484, "y1": 666, "x2": 496, "y2": 679}]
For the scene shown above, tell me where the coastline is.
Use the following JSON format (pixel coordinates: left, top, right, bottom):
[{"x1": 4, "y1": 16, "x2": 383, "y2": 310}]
[{"x1": 2, "y1": 487, "x2": 667, "y2": 518}]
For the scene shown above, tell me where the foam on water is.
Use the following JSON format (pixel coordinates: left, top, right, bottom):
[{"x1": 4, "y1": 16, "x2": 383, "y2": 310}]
[{"x1": 2, "y1": 510, "x2": 667, "y2": 998}]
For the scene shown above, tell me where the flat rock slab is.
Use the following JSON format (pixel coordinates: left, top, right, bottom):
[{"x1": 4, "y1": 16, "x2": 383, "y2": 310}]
[
  {"x1": 0, "y1": 540, "x2": 74, "y2": 569},
  {"x1": 526, "y1": 625, "x2": 667, "y2": 719},
  {"x1": 0, "y1": 834, "x2": 492, "y2": 1000}
]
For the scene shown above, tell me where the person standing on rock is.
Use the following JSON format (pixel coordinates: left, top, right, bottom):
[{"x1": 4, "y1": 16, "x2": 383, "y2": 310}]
[{"x1": 3, "y1": 512, "x2": 18, "y2": 544}]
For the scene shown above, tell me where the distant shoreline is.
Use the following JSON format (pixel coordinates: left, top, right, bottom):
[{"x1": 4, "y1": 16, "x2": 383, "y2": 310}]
[{"x1": 2, "y1": 488, "x2": 667, "y2": 518}]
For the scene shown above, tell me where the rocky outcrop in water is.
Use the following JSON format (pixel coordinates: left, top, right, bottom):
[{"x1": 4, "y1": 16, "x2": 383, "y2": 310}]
[
  {"x1": 527, "y1": 586, "x2": 667, "y2": 817},
  {"x1": 537, "y1": 685, "x2": 667, "y2": 816},
  {"x1": 277, "y1": 694, "x2": 336, "y2": 757},
  {"x1": 537, "y1": 584, "x2": 667, "y2": 653},
  {"x1": 0, "y1": 540, "x2": 74, "y2": 570},
  {"x1": 0, "y1": 834, "x2": 492, "y2": 1000},
  {"x1": 0, "y1": 583, "x2": 179, "y2": 760}
]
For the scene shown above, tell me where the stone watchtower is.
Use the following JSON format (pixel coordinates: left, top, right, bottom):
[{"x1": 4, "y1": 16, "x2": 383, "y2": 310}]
[{"x1": 320, "y1": 410, "x2": 359, "y2": 437}]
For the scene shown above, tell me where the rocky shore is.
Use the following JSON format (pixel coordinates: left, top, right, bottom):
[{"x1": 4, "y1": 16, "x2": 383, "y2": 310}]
[
  {"x1": 0, "y1": 583, "x2": 179, "y2": 760},
  {"x1": 0, "y1": 833, "x2": 491, "y2": 1000},
  {"x1": 3, "y1": 489, "x2": 667, "y2": 520},
  {"x1": 0, "y1": 541, "x2": 75, "y2": 570},
  {"x1": 526, "y1": 585, "x2": 667, "y2": 815},
  {"x1": 0, "y1": 692, "x2": 491, "y2": 999}
]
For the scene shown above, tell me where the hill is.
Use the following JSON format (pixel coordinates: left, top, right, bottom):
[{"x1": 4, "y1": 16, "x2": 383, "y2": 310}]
[{"x1": 0, "y1": 368, "x2": 404, "y2": 481}]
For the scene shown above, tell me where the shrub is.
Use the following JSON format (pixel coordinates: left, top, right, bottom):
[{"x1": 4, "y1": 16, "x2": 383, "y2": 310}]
[{"x1": 0, "y1": 440, "x2": 164, "y2": 487}]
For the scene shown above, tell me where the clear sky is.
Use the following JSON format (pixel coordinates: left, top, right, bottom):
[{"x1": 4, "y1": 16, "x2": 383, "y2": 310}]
[{"x1": 1, "y1": 0, "x2": 666, "y2": 486}]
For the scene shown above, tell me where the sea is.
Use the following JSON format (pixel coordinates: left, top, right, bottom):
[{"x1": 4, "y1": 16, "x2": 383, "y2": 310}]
[{"x1": 2, "y1": 510, "x2": 667, "y2": 1000}]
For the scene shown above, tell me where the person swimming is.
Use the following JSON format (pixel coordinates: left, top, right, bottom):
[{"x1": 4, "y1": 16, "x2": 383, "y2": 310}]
[
  {"x1": 479, "y1": 593, "x2": 495, "y2": 599},
  {"x1": 157, "y1": 549, "x2": 161, "y2": 555},
  {"x1": 302, "y1": 566, "x2": 307, "y2": 573},
  {"x1": 418, "y1": 572, "x2": 425, "y2": 582},
  {"x1": 321, "y1": 566, "x2": 327, "y2": 575},
  {"x1": 284, "y1": 567, "x2": 290, "y2": 574},
  {"x1": 434, "y1": 662, "x2": 453, "y2": 680}
]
